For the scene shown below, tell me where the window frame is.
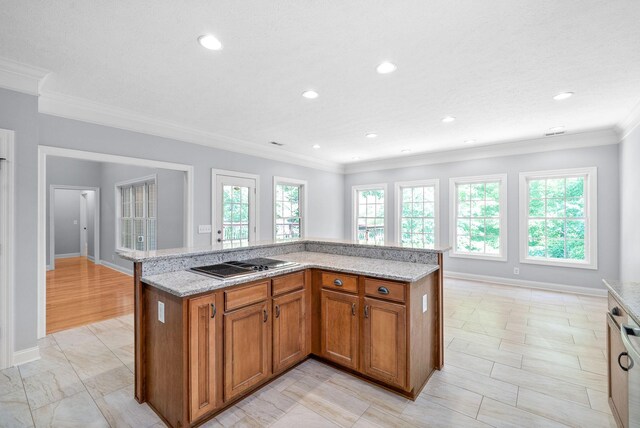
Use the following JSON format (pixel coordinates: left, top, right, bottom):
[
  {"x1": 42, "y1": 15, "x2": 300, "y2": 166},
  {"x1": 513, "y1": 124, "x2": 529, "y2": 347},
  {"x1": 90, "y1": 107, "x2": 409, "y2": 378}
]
[
  {"x1": 352, "y1": 183, "x2": 388, "y2": 244},
  {"x1": 115, "y1": 174, "x2": 157, "y2": 252},
  {"x1": 272, "y1": 176, "x2": 308, "y2": 241},
  {"x1": 394, "y1": 179, "x2": 440, "y2": 249},
  {"x1": 449, "y1": 174, "x2": 508, "y2": 261},
  {"x1": 518, "y1": 167, "x2": 598, "y2": 270}
]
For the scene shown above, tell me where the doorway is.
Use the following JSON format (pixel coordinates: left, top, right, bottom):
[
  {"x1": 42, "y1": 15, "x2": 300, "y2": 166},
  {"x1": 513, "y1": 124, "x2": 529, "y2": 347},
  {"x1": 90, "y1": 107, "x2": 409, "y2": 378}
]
[
  {"x1": 0, "y1": 129, "x2": 15, "y2": 369},
  {"x1": 212, "y1": 169, "x2": 260, "y2": 246}
]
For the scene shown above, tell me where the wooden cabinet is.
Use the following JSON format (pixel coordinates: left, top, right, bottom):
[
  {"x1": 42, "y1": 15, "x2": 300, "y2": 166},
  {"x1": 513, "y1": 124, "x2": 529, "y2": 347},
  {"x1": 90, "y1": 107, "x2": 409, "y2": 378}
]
[
  {"x1": 273, "y1": 289, "x2": 307, "y2": 373},
  {"x1": 188, "y1": 293, "x2": 223, "y2": 421},
  {"x1": 224, "y1": 301, "x2": 271, "y2": 401},
  {"x1": 320, "y1": 289, "x2": 359, "y2": 369},
  {"x1": 363, "y1": 297, "x2": 407, "y2": 388},
  {"x1": 608, "y1": 312, "x2": 629, "y2": 428}
]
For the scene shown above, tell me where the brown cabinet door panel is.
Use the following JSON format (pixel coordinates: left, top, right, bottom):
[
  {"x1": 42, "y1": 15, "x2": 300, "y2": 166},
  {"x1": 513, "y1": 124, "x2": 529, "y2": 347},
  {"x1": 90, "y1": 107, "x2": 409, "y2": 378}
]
[
  {"x1": 608, "y1": 314, "x2": 629, "y2": 428},
  {"x1": 363, "y1": 297, "x2": 407, "y2": 388},
  {"x1": 224, "y1": 301, "x2": 271, "y2": 401},
  {"x1": 189, "y1": 293, "x2": 222, "y2": 421},
  {"x1": 273, "y1": 289, "x2": 306, "y2": 373},
  {"x1": 320, "y1": 289, "x2": 359, "y2": 369}
]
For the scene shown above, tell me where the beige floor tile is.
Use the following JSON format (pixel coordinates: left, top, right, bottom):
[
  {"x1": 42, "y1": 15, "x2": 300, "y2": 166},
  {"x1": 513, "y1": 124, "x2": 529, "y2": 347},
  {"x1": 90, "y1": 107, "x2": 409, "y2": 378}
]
[
  {"x1": 268, "y1": 368, "x2": 306, "y2": 392},
  {"x1": 358, "y1": 405, "x2": 408, "y2": 427},
  {"x1": 52, "y1": 326, "x2": 101, "y2": 350},
  {"x1": 271, "y1": 404, "x2": 339, "y2": 428},
  {"x1": 235, "y1": 385, "x2": 296, "y2": 426},
  {"x1": 31, "y1": 390, "x2": 109, "y2": 427},
  {"x1": 21, "y1": 364, "x2": 86, "y2": 410},
  {"x1": 500, "y1": 340, "x2": 581, "y2": 369},
  {"x1": 444, "y1": 349, "x2": 495, "y2": 376},
  {"x1": 0, "y1": 388, "x2": 34, "y2": 427},
  {"x1": 420, "y1": 376, "x2": 483, "y2": 418},
  {"x1": 17, "y1": 346, "x2": 70, "y2": 379},
  {"x1": 521, "y1": 357, "x2": 607, "y2": 392},
  {"x1": 477, "y1": 397, "x2": 568, "y2": 427},
  {"x1": 445, "y1": 326, "x2": 503, "y2": 348},
  {"x1": 587, "y1": 388, "x2": 612, "y2": 414},
  {"x1": 505, "y1": 322, "x2": 575, "y2": 343},
  {"x1": 401, "y1": 394, "x2": 492, "y2": 427},
  {"x1": 95, "y1": 384, "x2": 162, "y2": 428},
  {"x1": 579, "y1": 355, "x2": 608, "y2": 376},
  {"x1": 327, "y1": 371, "x2": 409, "y2": 417},
  {"x1": 63, "y1": 340, "x2": 126, "y2": 380},
  {"x1": 524, "y1": 335, "x2": 604, "y2": 359},
  {"x1": 434, "y1": 365, "x2": 518, "y2": 406},
  {"x1": 215, "y1": 405, "x2": 252, "y2": 427},
  {"x1": 462, "y1": 322, "x2": 526, "y2": 343},
  {"x1": 449, "y1": 338, "x2": 523, "y2": 368},
  {"x1": 82, "y1": 364, "x2": 133, "y2": 399},
  {"x1": 0, "y1": 367, "x2": 24, "y2": 396},
  {"x1": 36, "y1": 336, "x2": 57, "y2": 350}
]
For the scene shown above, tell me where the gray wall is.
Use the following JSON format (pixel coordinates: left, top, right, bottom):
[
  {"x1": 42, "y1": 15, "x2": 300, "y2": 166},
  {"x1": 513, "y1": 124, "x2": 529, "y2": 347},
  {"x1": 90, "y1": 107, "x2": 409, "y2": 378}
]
[
  {"x1": 620, "y1": 125, "x2": 640, "y2": 280},
  {"x1": 344, "y1": 144, "x2": 620, "y2": 290},
  {"x1": 53, "y1": 189, "x2": 83, "y2": 256},
  {"x1": 0, "y1": 87, "x2": 345, "y2": 353}
]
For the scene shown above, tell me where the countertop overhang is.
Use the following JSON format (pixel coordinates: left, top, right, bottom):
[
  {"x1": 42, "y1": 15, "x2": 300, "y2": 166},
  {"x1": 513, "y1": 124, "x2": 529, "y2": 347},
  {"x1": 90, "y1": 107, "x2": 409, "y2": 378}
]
[
  {"x1": 142, "y1": 251, "x2": 439, "y2": 297},
  {"x1": 604, "y1": 279, "x2": 640, "y2": 324}
]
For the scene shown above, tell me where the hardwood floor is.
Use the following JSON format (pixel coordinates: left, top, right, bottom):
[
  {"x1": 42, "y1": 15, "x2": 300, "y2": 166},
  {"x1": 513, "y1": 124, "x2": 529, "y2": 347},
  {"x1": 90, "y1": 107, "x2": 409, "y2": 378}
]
[
  {"x1": 2, "y1": 277, "x2": 614, "y2": 427},
  {"x1": 46, "y1": 257, "x2": 134, "y2": 334}
]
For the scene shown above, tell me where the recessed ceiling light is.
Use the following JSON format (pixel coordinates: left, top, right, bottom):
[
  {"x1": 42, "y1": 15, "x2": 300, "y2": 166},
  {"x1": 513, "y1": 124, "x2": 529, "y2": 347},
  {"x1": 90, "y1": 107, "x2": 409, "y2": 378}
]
[
  {"x1": 548, "y1": 126, "x2": 565, "y2": 133},
  {"x1": 442, "y1": 116, "x2": 456, "y2": 123},
  {"x1": 365, "y1": 133, "x2": 378, "y2": 138},
  {"x1": 312, "y1": 144, "x2": 321, "y2": 149},
  {"x1": 553, "y1": 92, "x2": 574, "y2": 101},
  {"x1": 198, "y1": 34, "x2": 223, "y2": 50},
  {"x1": 376, "y1": 62, "x2": 397, "y2": 74},
  {"x1": 352, "y1": 156, "x2": 361, "y2": 161},
  {"x1": 401, "y1": 149, "x2": 411, "y2": 153},
  {"x1": 302, "y1": 90, "x2": 319, "y2": 99},
  {"x1": 464, "y1": 139, "x2": 476, "y2": 144}
]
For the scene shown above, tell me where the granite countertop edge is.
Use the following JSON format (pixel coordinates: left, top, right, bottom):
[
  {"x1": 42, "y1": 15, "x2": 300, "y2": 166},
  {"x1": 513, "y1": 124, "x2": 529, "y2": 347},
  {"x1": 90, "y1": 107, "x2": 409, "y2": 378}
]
[{"x1": 603, "y1": 279, "x2": 640, "y2": 324}]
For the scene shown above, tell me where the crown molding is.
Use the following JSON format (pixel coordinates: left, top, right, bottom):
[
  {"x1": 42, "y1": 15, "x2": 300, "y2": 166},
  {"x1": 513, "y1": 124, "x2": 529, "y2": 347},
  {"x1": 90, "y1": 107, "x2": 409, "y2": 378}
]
[
  {"x1": 0, "y1": 57, "x2": 50, "y2": 96},
  {"x1": 38, "y1": 91, "x2": 344, "y2": 174},
  {"x1": 344, "y1": 128, "x2": 620, "y2": 174},
  {"x1": 615, "y1": 99, "x2": 640, "y2": 140}
]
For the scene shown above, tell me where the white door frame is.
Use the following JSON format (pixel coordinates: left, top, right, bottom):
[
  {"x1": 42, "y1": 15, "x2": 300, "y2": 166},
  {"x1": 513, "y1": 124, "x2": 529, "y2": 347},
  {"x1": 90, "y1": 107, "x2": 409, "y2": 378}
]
[
  {"x1": 80, "y1": 192, "x2": 88, "y2": 257},
  {"x1": 0, "y1": 129, "x2": 15, "y2": 369},
  {"x1": 211, "y1": 169, "x2": 260, "y2": 246},
  {"x1": 38, "y1": 146, "x2": 195, "y2": 338},
  {"x1": 48, "y1": 186, "x2": 100, "y2": 270}
]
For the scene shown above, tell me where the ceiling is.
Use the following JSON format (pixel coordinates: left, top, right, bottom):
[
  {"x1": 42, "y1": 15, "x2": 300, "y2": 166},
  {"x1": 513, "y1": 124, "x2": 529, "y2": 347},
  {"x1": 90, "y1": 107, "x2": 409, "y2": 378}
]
[{"x1": 1, "y1": 0, "x2": 639, "y2": 168}]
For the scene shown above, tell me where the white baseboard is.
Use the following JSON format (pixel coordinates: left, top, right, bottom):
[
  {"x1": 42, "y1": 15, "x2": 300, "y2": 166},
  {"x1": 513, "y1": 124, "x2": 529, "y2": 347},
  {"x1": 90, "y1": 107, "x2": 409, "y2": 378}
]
[
  {"x1": 88, "y1": 255, "x2": 95, "y2": 262},
  {"x1": 54, "y1": 252, "x2": 81, "y2": 259},
  {"x1": 46, "y1": 265, "x2": 53, "y2": 271},
  {"x1": 445, "y1": 271, "x2": 607, "y2": 297},
  {"x1": 13, "y1": 346, "x2": 40, "y2": 366},
  {"x1": 100, "y1": 260, "x2": 133, "y2": 276}
]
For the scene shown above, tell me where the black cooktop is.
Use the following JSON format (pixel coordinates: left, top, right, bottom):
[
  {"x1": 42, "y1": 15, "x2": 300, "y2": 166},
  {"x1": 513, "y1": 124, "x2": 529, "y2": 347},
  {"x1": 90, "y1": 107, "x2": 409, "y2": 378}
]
[{"x1": 191, "y1": 258, "x2": 297, "y2": 279}]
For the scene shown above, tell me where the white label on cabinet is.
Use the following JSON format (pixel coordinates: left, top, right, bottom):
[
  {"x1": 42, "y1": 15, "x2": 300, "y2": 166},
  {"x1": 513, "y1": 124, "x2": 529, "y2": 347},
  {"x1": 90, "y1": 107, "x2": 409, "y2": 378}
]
[
  {"x1": 422, "y1": 294, "x2": 428, "y2": 313},
  {"x1": 158, "y1": 301, "x2": 165, "y2": 323}
]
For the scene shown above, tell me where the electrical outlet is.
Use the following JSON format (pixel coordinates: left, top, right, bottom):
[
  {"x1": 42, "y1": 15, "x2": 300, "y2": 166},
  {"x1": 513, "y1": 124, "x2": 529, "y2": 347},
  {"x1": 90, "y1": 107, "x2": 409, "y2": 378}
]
[
  {"x1": 198, "y1": 225, "x2": 212, "y2": 234},
  {"x1": 73, "y1": 220, "x2": 78, "y2": 225},
  {"x1": 158, "y1": 301, "x2": 165, "y2": 323},
  {"x1": 422, "y1": 294, "x2": 428, "y2": 313},
  {"x1": 513, "y1": 267, "x2": 520, "y2": 275}
]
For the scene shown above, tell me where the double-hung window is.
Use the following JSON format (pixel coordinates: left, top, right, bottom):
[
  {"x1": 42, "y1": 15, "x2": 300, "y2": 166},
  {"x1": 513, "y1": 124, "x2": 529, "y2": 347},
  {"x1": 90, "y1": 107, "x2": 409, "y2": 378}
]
[
  {"x1": 273, "y1": 177, "x2": 306, "y2": 241},
  {"x1": 519, "y1": 167, "x2": 597, "y2": 269},
  {"x1": 450, "y1": 174, "x2": 507, "y2": 260},
  {"x1": 117, "y1": 176, "x2": 157, "y2": 251},
  {"x1": 395, "y1": 180, "x2": 439, "y2": 249},
  {"x1": 353, "y1": 184, "x2": 387, "y2": 244}
]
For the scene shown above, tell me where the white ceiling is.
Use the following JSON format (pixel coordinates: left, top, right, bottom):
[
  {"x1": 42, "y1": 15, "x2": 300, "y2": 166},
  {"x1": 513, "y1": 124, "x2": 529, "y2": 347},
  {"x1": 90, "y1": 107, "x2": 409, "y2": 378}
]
[{"x1": 1, "y1": 0, "x2": 639, "y2": 167}]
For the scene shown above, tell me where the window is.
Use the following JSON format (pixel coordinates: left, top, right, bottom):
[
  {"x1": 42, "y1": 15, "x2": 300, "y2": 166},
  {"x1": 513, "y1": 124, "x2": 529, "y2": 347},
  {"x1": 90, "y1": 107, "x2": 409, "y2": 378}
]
[
  {"x1": 450, "y1": 174, "x2": 507, "y2": 260},
  {"x1": 353, "y1": 184, "x2": 387, "y2": 244},
  {"x1": 395, "y1": 180, "x2": 439, "y2": 249},
  {"x1": 519, "y1": 167, "x2": 597, "y2": 269},
  {"x1": 273, "y1": 177, "x2": 307, "y2": 241},
  {"x1": 117, "y1": 176, "x2": 157, "y2": 251}
]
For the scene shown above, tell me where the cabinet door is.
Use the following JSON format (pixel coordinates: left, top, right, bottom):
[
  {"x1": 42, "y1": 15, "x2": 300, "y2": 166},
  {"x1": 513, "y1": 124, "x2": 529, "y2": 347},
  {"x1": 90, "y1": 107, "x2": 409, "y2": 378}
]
[
  {"x1": 320, "y1": 289, "x2": 359, "y2": 370},
  {"x1": 608, "y1": 314, "x2": 629, "y2": 428},
  {"x1": 273, "y1": 289, "x2": 307, "y2": 373},
  {"x1": 363, "y1": 297, "x2": 407, "y2": 389},
  {"x1": 224, "y1": 301, "x2": 271, "y2": 401},
  {"x1": 189, "y1": 293, "x2": 222, "y2": 421}
]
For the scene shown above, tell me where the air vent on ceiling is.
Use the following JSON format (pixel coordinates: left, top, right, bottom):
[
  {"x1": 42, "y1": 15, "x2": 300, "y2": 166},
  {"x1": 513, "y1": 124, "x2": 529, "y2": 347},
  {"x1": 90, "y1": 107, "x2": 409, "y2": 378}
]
[
  {"x1": 269, "y1": 141, "x2": 284, "y2": 146},
  {"x1": 545, "y1": 127, "x2": 566, "y2": 137}
]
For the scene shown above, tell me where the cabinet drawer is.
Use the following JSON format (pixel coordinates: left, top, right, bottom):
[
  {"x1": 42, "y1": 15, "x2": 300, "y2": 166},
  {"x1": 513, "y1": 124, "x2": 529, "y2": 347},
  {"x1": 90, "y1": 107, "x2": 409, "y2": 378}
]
[
  {"x1": 225, "y1": 281, "x2": 269, "y2": 312},
  {"x1": 272, "y1": 271, "x2": 304, "y2": 297},
  {"x1": 364, "y1": 278, "x2": 406, "y2": 303},
  {"x1": 608, "y1": 293, "x2": 628, "y2": 327},
  {"x1": 321, "y1": 271, "x2": 358, "y2": 294}
]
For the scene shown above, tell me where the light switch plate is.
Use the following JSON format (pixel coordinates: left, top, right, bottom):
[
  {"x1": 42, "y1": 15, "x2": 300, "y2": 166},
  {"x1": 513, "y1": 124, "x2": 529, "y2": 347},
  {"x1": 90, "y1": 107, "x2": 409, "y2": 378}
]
[
  {"x1": 158, "y1": 301, "x2": 165, "y2": 323},
  {"x1": 198, "y1": 225, "x2": 212, "y2": 234},
  {"x1": 422, "y1": 294, "x2": 428, "y2": 313}
]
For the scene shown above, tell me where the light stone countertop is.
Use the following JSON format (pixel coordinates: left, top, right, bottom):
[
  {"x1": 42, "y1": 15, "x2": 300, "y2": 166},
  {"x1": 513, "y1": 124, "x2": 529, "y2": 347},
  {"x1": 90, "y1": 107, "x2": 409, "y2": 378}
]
[
  {"x1": 604, "y1": 279, "x2": 640, "y2": 324},
  {"x1": 142, "y1": 251, "x2": 440, "y2": 297}
]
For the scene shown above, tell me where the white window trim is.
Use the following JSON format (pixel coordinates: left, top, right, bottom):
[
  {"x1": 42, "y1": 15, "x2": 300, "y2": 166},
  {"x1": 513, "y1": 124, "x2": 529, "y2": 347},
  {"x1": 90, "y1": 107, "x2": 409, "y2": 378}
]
[
  {"x1": 115, "y1": 174, "x2": 157, "y2": 252},
  {"x1": 273, "y1": 176, "x2": 308, "y2": 241},
  {"x1": 394, "y1": 179, "x2": 440, "y2": 248},
  {"x1": 518, "y1": 167, "x2": 598, "y2": 270},
  {"x1": 449, "y1": 174, "x2": 508, "y2": 261},
  {"x1": 352, "y1": 183, "x2": 389, "y2": 244}
]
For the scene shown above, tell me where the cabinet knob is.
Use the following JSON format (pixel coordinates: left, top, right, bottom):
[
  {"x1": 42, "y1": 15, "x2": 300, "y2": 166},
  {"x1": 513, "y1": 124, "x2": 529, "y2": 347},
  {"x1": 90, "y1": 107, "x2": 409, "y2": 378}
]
[
  {"x1": 210, "y1": 303, "x2": 217, "y2": 318},
  {"x1": 611, "y1": 307, "x2": 622, "y2": 317},
  {"x1": 351, "y1": 303, "x2": 356, "y2": 316},
  {"x1": 618, "y1": 352, "x2": 634, "y2": 371},
  {"x1": 275, "y1": 305, "x2": 280, "y2": 318},
  {"x1": 377, "y1": 286, "x2": 390, "y2": 295},
  {"x1": 263, "y1": 309, "x2": 268, "y2": 323},
  {"x1": 364, "y1": 305, "x2": 369, "y2": 318},
  {"x1": 333, "y1": 279, "x2": 343, "y2": 287}
]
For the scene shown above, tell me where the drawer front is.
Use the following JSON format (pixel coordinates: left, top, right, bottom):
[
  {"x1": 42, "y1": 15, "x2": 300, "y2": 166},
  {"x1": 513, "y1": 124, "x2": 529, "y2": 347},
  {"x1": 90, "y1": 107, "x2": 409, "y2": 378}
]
[
  {"x1": 364, "y1": 278, "x2": 406, "y2": 303},
  {"x1": 321, "y1": 271, "x2": 358, "y2": 294},
  {"x1": 608, "y1": 293, "x2": 628, "y2": 327},
  {"x1": 272, "y1": 271, "x2": 305, "y2": 297},
  {"x1": 225, "y1": 281, "x2": 269, "y2": 312}
]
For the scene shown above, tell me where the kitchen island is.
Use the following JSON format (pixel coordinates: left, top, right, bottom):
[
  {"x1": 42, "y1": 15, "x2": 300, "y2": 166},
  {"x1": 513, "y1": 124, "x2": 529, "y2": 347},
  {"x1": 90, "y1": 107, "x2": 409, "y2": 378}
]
[{"x1": 119, "y1": 239, "x2": 448, "y2": 428}]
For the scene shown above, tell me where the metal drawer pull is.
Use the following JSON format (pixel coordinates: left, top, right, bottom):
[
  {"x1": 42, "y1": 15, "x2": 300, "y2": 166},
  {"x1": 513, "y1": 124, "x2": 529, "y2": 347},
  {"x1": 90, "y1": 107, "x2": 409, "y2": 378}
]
[
  {"x1": 275, "y1": 305, "x2": 280, "y2": 318},
  {"x1": 619, "y1": 352, "x2": 633, "y2": 371},
  {"x1": 210, "y1": 303, "x2": 217, "y2": 318},
  {"x1": 364, "y1": 305, "x2": 369, "y2": 318},
  {"x1": 351, "y1": 303, "x2": 356, "y2": 316},
  {"x1": 377, "y1": 286, "x2": 390, "y2": 295},
  {"x1": 334, "y1": 279, "x2": 343, "y2": 287},
  {"x1": 263, "y1": 309, "x2": 268, "y2": 323},
  {"x1": 611, "y1": 307, "x2": 622, "y2": 316}
]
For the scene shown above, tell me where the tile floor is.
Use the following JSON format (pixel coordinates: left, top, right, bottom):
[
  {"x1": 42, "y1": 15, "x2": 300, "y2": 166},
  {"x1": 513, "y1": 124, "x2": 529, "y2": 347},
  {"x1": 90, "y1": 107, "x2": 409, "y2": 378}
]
[{"x1": 0, "y1": 278, "x2": 616, "y2": 427}]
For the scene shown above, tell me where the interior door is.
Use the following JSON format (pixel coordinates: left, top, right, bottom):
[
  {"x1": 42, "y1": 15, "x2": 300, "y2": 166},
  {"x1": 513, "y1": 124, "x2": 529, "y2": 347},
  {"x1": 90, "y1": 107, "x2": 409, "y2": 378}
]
[
  {"x1": 80, "y1": 193, "x2": 88, "y2": 257},
  {"x1": 214, "y1": 175, "x2": 256, "y2": 247}
]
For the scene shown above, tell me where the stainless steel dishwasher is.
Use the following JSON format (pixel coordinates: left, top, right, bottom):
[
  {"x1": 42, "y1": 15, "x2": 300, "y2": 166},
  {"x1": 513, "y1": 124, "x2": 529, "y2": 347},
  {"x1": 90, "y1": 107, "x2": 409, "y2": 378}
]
[{"x1": 621, "y1": 318, "x2": 640, "y2": 427}]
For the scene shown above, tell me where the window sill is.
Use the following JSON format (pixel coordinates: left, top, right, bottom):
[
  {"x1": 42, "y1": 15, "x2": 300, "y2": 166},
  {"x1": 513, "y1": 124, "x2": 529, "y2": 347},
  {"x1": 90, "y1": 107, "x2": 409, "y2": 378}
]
[
  {"x1": 520, "y1": 257, "x2": 597, "y2": 270},
  {"x1": 449, "y1": 252, "x2": 507, "y2": 262}
]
